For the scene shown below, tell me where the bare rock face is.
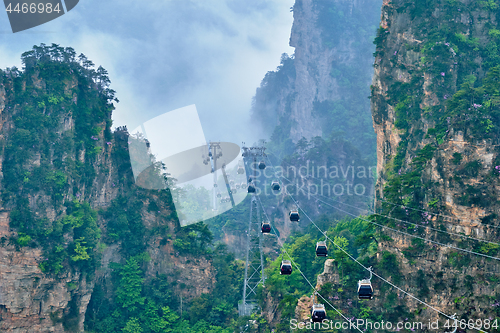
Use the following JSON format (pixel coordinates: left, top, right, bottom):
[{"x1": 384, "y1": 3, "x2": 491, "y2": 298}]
[
  {"x1": 288, "y1": 0, "x2": 324, "y2": 141},
  {"x1": 295, "y1": 295, "x2": 313, "y2": 322},
  {"x1": 252, "y1": 0, "x2": 380, "y2": 144},
  {"x1": 371, "y1": 0, "x2": 500, "y2": 326},
  {"x1": 316, "y1": 259, "x2": 339, "y2": 287},
  {"x1": 0, "y1": 64, "x2": 218, "y2": 332},
  {"x1": 0, "y1": 225, "x2": 92, "y2": 333},
  {"x1": 146, "y1": 239, "x2": 215, "y2": 298}
]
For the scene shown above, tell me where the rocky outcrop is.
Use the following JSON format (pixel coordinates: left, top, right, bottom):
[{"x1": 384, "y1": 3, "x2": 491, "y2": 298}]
[
  {"x1": 371, "y1": 0, "x2": 500, "y2": 326},
  {"x1": 316, "y1": 259, "x2": 339, "y2": 287},
  {"x1": 251, "y1": 0, "x2": 380, "y2": 149},
  {"x1": 0, "y1": 61, "x2": 217, "y2": 332}
]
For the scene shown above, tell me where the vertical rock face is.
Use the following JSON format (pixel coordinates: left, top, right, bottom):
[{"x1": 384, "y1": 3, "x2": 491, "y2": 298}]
[
  {"x1": 252, "y1": 0, "x2": 380, "y2": 152},
  {"x1": 0, "y1": 71, "x2": 109, "y2": 332},
  {"x1": 0, "y1": 52, "x2": 216, "y2": 332},
  {"x1": 371, "y1": 0, "x2": 500, "y2": 325},
  {"x1": 288, "y1": 0, "x2": 325, "y2": 141}
]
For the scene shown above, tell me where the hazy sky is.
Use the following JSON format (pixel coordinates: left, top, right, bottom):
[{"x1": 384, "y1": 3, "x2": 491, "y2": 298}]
[{"x1": 0, "y1": 0, "x2": 295, "y2": 145}]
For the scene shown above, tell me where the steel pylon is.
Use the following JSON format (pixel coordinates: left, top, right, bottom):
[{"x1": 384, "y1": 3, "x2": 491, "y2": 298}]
[{"x1": 239, "y1": 145, "x2": 266, "y2": 317}]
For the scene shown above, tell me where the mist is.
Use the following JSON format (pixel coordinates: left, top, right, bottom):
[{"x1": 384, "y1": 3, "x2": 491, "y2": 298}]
[{"x1": 0, "y1": 0, "x2": 294, "y2": 145}]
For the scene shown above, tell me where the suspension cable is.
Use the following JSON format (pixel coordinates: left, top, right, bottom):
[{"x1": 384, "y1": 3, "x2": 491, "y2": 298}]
[
  {"x1": 299, "y1": 170, "x2": 500, "y2": 230},
  {"x1": 255, "y1": 195, "x2": 363, "y2": 332},
  {"x1": 264, "y1": 155, "x2": 489, "y2": 332},
  {"x1": 315, "y1": 196, "x2": 500, "y2": 261},
  {"x1": 276, "y1": 166, "x2": 500, "y2": 250},
  {"x1": 316, "y1": 192, "x2": 500, "y2": 247}
]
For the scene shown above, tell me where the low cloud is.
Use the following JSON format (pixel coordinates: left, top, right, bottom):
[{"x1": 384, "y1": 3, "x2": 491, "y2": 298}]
[{"x1": 0, "y1": 0, "x2": 294, "y2": 145}]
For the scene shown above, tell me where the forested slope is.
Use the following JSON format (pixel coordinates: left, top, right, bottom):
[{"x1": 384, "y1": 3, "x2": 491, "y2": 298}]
[{"x1": 0, "y1": 44, "x2": 245, "y2": 333}]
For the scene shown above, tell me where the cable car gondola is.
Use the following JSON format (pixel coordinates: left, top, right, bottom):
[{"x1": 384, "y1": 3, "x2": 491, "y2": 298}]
[
  {"x1": 258, "y1": 160, "x2": 266, "y2": 170},
  {"x1": 217, "y1": 192, "x2": 222, "y2": 198},
  {"x1": 315, "y1": 241, "x2": 328, "y2": 257},
  {"x1": 280, "y1": 260, "x2": 292, "y2": 275},
  {"x1": 271, "y1": 181, "x2": 280, "y2": 191},
  {"x1": 358, "y1": 280, "x2": 373, "y2": 299},
  {"x1": 248, "y1": 184, "x2": 256, "y2": 193},
  {"x1": 311, "y1": 304, "x2": 327, "y2": 323},
  {"x1": 289, "y1": 210, "x2": 300, "y2": 222},
  {"x1": 261, "y1": 222, "x2": 271, "y2": 233},
  {"x1": 237, "y1": 165, "x2": 245, "y2": 174},
  {"x1": 358, "y1": 267, "x2": 374, "y2": 300}
]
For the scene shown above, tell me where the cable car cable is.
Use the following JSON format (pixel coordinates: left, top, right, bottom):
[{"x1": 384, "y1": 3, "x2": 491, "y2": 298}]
[
  {"x1": 255, "y1": 196, "x2": 363, "y2": 332},
  {"x1": 315, "y1": 193, "x2": 500, "y2": 247},
  {"x1": 263, "y1": 156, "x2": 488, "y2": 333},
  {"x1": 276, "y1": 169, "x2": 500, "y2": 246},
  {"x1": 366, "y1": 193, "x2": 500, "y2": 230},
  {"x1": 301, "y1": 172, "x2": 500, "y2": 231},
  {"x1": 286, "y1": 193, "x2": 488, "y2": 333},
  {"x1": 274, "y1": 157, "x2": 500, "y2": 231},
  {"x1": 314, "y1": 196, "x2": 500, "y2": 261}
]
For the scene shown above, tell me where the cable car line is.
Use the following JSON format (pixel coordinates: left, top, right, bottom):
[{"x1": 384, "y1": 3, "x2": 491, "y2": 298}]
[
  {"x1": 263, "y1": 156, "x2": 488, "y2": 333},
  {"x1": 255, "y1": 196, "x2": 363, "y2": 332},
  {"x1": 275, "y1": 160, "x2": 500, "y2": 231},
  {"x1": 367, "y1": 194, "x2": 500, "y2": 230},
  {"x1": 319, "y1": 194, "x2": 500, "y2": 247},
  {"x1": 314, "y1": 196, "x2": 500, "y2": 262},
  {"x1": 278, "y1": 168, "x2": 500, "y2": 240},
  {"x1": 300, "y1": 172, "x2": 500, "y2": 231},
  {"x1": 285, "y1": 193, "x2": 488, "y2": 333}
]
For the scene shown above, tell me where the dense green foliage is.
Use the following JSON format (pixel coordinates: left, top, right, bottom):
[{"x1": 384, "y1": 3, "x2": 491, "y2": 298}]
[
  {"x1": 85, "y1": 244, "x2": 244, "y2": 333},
  {"x1": 0, "y1": 44, "x2": 117, "y2": 276},
  {"x1": 1, "y1": 45, "x2": 251, "y2": 333}
]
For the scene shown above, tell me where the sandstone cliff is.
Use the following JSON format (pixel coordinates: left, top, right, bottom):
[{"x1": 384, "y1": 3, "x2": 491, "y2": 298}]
[
  {"x1": 370, "y1": 0, "x2": 500, "y2": 327},
  {"x1": 251, "y1": 0, "x2": 380, "y2": 158},
  {"x1": 0, "y1": 48, "x2": 217, "y2": 332}
]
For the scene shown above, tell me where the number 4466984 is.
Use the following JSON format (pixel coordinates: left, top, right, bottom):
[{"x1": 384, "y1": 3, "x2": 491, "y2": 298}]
[
  {"x1": 6, "y1": 2, "x2": 62, "y2": 14},
  {"x1": 444, "y1": 318, "x2": 498, "y2": 330}
]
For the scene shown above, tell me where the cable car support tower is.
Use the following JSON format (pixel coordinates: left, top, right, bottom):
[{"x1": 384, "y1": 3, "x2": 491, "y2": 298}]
[
  {"x1": 204, "y1": 142, "x2": 236, "y2": 211},
  {"x1": 239, "y1": 145, "x2": 267, "y2": 317}
]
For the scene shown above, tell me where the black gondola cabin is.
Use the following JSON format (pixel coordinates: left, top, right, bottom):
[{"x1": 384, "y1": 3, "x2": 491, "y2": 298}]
[
  {"x1": 271, "y1": 181, "x2": 280, "y2": 191},
  {"x1": 289, "y1": 210, "x2": 300, "y2": 222},
  {"x1": 280, "y1": 260, "x2": 292, "y2": 275},
  {"x1": 358, "y1": 280, "x2": 373, "y2": 300},
  {"x1": 261, "y1": 222, "x2": 271, "y2": 233},
  {"x1": 248, "y1": 184, "x2": 256, "y2": 193},
  {"x1": 311, "y1": 304, "x2": 326, "y2": 323},
  {"x1": 315, "y1": 241, "x2": 328, "y2": 257}
]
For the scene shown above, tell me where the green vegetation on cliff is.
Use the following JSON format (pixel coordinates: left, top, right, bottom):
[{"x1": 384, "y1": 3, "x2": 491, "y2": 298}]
[{"x1": 0, "y1": 45, "x2": 252, "y2": 333}]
